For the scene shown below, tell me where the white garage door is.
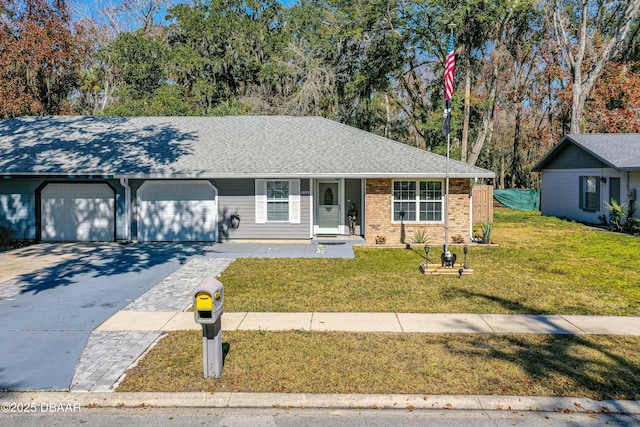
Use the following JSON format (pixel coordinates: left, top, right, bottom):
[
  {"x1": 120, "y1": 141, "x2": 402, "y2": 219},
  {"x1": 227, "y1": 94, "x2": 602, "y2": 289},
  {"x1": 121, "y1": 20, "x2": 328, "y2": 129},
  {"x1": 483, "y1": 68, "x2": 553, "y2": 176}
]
[
  {"x1": 41, "y1": 183, "x2": 115, "y2": 241},
  {"x1": 137, "y1": 180, "x2": 218, "y2": 242}
]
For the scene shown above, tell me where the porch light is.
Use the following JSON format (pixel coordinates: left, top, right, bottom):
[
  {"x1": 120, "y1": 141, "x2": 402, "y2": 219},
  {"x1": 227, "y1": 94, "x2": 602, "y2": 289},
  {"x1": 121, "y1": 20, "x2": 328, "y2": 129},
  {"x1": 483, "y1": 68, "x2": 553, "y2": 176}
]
[
  {"x1": 600, "y1": 176, "x2": 607, "y2": 184},
  {"x1": 463, "y1": 245, "x2": 469, "y2": 269}
]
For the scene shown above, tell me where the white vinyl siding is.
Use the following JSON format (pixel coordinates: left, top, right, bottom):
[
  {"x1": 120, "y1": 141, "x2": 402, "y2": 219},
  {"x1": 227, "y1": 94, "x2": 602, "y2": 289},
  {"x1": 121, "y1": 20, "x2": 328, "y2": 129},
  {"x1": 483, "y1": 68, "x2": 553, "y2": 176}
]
[
  {"x1": 255, "y1": 179, "x2": 300, "y2": 224},
  {"x1": 393, "y1": 180, "x2": 443, "y2": 223},
  {"x1": 539, "y1": 169, "x2": 614, "y2": 224}
]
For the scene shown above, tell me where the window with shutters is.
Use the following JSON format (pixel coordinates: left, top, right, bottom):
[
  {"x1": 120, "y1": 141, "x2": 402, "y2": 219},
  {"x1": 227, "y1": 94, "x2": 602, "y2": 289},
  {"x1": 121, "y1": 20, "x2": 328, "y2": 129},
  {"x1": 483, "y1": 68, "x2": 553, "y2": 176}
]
[
  {"x1": 579, "y1": 176, "x2": 599, "y2": 212},
  {"x1": 255, "y1": 179, "x2": 301, "y2": 224}
]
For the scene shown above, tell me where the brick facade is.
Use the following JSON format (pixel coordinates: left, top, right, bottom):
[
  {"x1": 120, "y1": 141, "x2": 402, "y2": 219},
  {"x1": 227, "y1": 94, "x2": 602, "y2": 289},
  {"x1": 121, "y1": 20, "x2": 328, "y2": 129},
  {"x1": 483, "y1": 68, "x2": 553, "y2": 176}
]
[{"x1": 364, "y1": 178, "x2": 471, "y2": 244}]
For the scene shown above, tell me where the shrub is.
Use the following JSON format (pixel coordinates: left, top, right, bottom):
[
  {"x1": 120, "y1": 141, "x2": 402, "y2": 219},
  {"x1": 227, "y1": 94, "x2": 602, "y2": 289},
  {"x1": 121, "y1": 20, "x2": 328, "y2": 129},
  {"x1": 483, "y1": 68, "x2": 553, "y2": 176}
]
[
  {"x1": 412, "y1": 229, "x2": 429, "y2": 244},
  {"x1": 0, "y1": 226, "x2": 14, "y2": 251},
  {"x1": 481, "y1": 220, "x2": 492, "y2": 242},
  {"x1": 605, "y1": 199, "x2": 626, "y2": 232},
  {"x1": 452, "y1": 235, "x2": 464, "y2": 244}
]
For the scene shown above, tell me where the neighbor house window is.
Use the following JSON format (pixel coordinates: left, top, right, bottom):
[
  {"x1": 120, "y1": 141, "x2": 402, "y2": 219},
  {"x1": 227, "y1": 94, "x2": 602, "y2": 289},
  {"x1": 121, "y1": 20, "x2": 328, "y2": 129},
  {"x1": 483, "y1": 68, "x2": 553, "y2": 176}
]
[
  {"x1": 267, "y1": 180, "x2": 289, "y2": 221},
  {"x1": 579, "y1": 176, "x2": 599, "y2": 212},
  {"x1": 393, "y1": 180, "x2": 443, "y2": 222}
]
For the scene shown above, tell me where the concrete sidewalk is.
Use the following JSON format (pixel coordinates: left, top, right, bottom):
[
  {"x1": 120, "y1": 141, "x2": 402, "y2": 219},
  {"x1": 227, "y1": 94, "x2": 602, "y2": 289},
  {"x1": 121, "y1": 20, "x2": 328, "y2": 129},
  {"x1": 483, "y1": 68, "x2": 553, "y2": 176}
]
[{"x1": 97, "y1": 311, "x2": 640, "y2": 336}]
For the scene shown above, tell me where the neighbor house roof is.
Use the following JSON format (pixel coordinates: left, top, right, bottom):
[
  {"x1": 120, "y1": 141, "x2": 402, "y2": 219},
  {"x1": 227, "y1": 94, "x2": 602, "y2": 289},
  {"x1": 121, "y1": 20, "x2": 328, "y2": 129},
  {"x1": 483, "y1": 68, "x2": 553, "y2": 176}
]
[
  {"x1": 533, "y1": 133, "x2": 640, "y2": 172},
  {"x1": 0, "y1": 116, "x2": 494, "y2": 179}
]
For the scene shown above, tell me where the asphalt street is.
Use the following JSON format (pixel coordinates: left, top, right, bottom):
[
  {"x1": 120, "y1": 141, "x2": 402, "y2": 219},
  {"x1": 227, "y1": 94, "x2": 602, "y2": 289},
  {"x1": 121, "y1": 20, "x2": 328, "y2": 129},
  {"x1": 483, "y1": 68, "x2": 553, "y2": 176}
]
[{"x1": 1, "y1": 407, "x2": 638, "y2": 427}]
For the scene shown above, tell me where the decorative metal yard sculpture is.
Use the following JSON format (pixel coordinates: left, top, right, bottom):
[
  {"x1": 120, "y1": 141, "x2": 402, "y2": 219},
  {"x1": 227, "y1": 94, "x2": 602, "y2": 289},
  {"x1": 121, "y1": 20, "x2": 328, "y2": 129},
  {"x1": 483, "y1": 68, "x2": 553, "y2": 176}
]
[
  {"x1": 347, "y1": 204, "x2": 358, "y2": 235},
  {"x1": 441, "y1": 249, "x2": 456, "y2": 268}
]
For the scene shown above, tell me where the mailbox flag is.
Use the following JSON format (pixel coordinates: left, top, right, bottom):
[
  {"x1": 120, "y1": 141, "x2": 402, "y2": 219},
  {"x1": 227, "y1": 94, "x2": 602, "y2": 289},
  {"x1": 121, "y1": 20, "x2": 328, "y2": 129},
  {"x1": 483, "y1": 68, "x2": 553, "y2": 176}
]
[{"x1": 442, "y1": 31, "x2": 455, "y2": 136}]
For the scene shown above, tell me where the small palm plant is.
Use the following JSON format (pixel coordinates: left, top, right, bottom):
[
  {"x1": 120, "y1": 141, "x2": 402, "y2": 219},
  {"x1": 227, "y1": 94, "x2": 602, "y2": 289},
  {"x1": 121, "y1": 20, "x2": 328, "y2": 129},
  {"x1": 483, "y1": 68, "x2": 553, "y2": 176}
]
[
  {"x1": 412, "y1": 229, "x2": 429, "y2": 244},
  {"x1": 605, "y1": 199, "x2": 626, "y2": 232},
  {"x1": 481, "y1": 220, "x2": 492, "y2": 243}
]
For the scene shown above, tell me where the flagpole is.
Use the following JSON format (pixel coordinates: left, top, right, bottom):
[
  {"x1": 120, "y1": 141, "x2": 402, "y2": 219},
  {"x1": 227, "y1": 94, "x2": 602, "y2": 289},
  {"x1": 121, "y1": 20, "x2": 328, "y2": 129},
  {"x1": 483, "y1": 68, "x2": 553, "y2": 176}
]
[
  {"x1": 445, "y1": 125, "x2": 450, "y2": 254},
  {"x1": 444, "y1": 23, "x2": 455, "y2": 254}
]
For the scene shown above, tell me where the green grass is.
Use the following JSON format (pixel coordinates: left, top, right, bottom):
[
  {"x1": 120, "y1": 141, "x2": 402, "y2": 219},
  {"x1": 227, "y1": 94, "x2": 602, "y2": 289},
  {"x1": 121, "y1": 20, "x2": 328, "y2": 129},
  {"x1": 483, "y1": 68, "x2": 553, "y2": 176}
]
[
  {"x1": 118, "y1": 211, "x2": 640, "y2": 396},
  {"x1": 118, "y1": 330, "x2": 640, "y2": 400},
  {"x1": 220, "y1": 210, "x2": 640, "y2": 315}
]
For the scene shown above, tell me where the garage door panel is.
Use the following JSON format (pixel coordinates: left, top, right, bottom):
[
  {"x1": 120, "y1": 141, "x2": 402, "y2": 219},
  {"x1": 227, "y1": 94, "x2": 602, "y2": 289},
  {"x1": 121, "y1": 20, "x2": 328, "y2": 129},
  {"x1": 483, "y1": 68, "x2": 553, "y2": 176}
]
[
  {"x1": 137, "y1": 181, "x2": 218, "y2": 242},
  {"x1": 41, "y1": 183, "x2": 115, "y2": 242}
]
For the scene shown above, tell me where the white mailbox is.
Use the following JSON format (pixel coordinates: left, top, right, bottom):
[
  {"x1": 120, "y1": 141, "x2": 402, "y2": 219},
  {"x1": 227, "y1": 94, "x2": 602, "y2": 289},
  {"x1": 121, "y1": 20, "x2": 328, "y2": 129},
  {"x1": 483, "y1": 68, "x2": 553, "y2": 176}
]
[{"x1": 193, "y1": 278, "x2": 225, "y2": 378}]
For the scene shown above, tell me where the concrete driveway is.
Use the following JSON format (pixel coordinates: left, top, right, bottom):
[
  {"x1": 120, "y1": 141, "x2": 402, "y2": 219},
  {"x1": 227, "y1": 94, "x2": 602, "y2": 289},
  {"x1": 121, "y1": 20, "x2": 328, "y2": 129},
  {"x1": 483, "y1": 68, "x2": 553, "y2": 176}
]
[
  {"x1": 0, "y1": 240, "x2": 358, "y2": 391},
  {"x1": 0, "y1": 243, "x2": 207, "y2": 391}
]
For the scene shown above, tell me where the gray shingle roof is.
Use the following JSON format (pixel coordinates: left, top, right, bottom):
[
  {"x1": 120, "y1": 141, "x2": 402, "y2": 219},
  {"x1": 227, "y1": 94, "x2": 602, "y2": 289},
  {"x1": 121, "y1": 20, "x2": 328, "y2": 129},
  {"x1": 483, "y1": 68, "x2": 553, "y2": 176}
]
[
  {"x1": 0, "y1": 116, "x2": 494, "y2": 178},
  {"x1": 533, "y1": 133, "x2": 640, "y2": 172}
]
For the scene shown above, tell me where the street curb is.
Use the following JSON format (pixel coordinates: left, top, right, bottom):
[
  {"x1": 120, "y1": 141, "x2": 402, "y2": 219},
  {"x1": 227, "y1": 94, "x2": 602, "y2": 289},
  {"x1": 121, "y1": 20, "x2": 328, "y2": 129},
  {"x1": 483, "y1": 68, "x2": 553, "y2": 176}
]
[{"x1": 1, "y1": 392, "x2": 638, "y2": 414}]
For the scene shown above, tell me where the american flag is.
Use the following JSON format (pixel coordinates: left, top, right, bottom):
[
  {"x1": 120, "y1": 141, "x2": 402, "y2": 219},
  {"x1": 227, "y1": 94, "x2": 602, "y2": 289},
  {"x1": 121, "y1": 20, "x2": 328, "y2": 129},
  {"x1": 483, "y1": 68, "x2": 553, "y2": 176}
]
[{"x1": 442, "y1": 31, "x2": 455, "y2": 136}]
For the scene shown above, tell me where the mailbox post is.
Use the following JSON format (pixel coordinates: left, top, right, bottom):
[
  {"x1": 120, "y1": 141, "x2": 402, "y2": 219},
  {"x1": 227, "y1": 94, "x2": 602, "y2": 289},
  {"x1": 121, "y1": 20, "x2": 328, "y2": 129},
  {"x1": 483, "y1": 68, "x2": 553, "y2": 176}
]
[{"x1": 193, "y1": 278, "x2": 224, "y2": 378}]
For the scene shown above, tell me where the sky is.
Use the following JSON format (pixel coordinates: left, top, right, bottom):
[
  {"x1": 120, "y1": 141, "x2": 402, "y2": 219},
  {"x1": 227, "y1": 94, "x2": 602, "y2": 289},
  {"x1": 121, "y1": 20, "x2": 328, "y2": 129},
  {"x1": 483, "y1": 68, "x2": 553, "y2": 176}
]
[{"x1": 70, "y1": 0, "x2": 297, "y2": 32}]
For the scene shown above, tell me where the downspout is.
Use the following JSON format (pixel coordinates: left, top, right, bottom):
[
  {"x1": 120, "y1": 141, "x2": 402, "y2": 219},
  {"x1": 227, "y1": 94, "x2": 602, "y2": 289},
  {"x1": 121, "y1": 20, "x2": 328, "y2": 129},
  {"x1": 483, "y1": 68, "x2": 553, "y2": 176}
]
[
  {"x1": 120, "y1": 178, "x2": 131, "y2": 242},
  {"x1": 469, "y1": 181, "x2": 474, "y2": 241},
  {"x1": 628, "y1": 172, "x2": 636, "y2": 219},
  {"x1": 310, "y1": 178, "x2": 315, "y2": 239}
]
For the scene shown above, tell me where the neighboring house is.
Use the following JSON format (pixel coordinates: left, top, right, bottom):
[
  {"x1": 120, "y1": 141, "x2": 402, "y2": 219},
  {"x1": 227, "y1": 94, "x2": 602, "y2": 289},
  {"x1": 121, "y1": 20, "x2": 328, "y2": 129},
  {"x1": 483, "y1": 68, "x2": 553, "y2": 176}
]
[
  {"x1": 0, "y1": 116, "x2": 494, "y2": 244},
  {"x1": 532, "y1": 134, "x2": 640, "y2": 224}
]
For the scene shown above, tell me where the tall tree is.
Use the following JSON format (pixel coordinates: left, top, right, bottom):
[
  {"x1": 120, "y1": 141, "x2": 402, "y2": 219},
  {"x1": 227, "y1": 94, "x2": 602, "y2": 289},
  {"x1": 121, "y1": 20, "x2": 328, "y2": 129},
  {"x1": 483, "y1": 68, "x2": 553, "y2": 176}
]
[
  {"x1": 166, "y1": 0, "x2": 284, "y2": 115},
  {"x1": 0, "y1": 0, "x2": 81, "y2": 118},
  {"x1": 551, "y1": 0, "x2": 640, "y2": 133},
  {"x1": 584, "y1": 61, "x2": 640, "y2": 132}
]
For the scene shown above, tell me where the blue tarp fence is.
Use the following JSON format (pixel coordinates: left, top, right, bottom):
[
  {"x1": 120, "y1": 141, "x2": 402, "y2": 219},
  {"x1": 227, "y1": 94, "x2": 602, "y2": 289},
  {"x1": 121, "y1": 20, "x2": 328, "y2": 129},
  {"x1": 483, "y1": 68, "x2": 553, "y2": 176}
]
[{"x1": 494, "y1": 189, "x2": 540, "y2": 211}]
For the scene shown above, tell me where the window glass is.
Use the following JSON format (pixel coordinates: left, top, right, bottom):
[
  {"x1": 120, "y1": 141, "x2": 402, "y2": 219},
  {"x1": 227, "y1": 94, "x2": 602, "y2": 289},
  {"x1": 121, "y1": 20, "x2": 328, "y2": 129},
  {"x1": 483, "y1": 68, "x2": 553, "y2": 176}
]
[
  {"x1": 395, "y1": 180, "x2": 442, "y2": 222},
  {"x1": 394, "y1": 181, "x2": 416, "y2": 200},
  {"x1": 584, "y1": 176, "x2": 598, "y2": 211},
  {"x1": 267, "y1": 181, "x2": 289, "y2": 221}
]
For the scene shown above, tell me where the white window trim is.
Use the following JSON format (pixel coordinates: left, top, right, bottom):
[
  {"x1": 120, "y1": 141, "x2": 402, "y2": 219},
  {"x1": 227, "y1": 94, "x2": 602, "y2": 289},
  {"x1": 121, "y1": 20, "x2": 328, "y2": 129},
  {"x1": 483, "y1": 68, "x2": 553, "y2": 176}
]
[
  {"x1": 255, "y1": 179, "x2": 300, "y2": 224},
  {"x1": 391, "y1": 179, "x2": 444, "y2": 224}
]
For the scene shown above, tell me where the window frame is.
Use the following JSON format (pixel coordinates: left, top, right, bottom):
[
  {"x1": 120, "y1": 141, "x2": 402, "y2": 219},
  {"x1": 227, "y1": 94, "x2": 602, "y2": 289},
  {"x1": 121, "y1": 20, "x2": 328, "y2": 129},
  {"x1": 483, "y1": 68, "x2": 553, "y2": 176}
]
[
  {"x1": 579, "y1": 175, "x2": 600, "y2": 212},
  {"x1": 266, "y1": 180, "x2": 290, "y2": 222},
  {"x1": 392, "y1": 180, "x2": 444, "y2": 223}
]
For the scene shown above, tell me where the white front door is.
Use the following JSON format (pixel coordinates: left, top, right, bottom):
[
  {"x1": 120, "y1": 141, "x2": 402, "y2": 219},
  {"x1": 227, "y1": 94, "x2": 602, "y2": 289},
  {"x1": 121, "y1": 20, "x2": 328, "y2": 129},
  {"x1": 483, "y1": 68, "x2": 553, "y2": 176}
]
[{"x1": 316, "y1": 181, "x2": 340, "y2": 234}]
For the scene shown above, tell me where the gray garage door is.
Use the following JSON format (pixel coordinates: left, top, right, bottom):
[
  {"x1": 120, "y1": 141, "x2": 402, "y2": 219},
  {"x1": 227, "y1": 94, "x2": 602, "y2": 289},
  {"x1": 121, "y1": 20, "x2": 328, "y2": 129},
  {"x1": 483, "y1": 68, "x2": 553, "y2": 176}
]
[
  {"x1": 41, "y1": 183, "x2": 115, "y2": 241},
  {"x1": 137, "y1": 180, "x2": 218, "y2": 242}
]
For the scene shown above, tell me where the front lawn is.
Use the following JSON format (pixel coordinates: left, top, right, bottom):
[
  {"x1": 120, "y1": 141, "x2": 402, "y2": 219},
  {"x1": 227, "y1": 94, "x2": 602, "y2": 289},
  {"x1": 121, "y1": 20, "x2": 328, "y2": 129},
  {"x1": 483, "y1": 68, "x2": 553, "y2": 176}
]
[
  {"x1": 118, "y1": 330, "x2": 640, "y2": 400},
  {"x1": 118, "y1": 210, "x2": 640, "y2": 396},
  {"x1": 220, "y1": 210, "x2": 640, "y2": 316}
]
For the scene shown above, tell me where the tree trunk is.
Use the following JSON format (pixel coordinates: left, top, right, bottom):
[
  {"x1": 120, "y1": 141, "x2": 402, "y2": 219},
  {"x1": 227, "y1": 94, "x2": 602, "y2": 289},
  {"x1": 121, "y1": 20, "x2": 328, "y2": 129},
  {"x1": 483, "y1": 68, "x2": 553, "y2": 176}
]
[
  {"x1": 499, "y1": 155, "x2": 505, "y2": 189},
  {"x1": 467, "y1": 60, "x2": 499, "y2": 166},
  {"x1": 461, "y1": 47, "x2": 472, "y2": 163},
  {"x1": 384, "y1": 92, "x2": 391, "y2": 138},
  {"x1": 553, "y1": 0, "x2": 640, "y2": 134},
  {"x1": 511, "y1": 101, "x2": 523, "y2": 188}
]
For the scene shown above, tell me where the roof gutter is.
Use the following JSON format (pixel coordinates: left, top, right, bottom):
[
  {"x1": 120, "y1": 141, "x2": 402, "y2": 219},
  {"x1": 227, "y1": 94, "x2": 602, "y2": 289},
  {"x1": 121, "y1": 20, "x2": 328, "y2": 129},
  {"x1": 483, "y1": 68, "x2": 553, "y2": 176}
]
[{"x1": 111, "y1": 172, "x2": 496, "y2": 180}]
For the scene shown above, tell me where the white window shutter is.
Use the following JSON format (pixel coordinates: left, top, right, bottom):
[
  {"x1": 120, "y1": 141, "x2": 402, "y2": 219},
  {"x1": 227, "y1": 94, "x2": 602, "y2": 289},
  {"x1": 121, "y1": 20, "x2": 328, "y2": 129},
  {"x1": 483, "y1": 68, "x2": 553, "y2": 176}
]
[
  {"x1": 289, "y1": 179, "x2": 300, "y2": 224},
  {"x1": 255, "y1": 179, "x2": 267, "y2": 224}
]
